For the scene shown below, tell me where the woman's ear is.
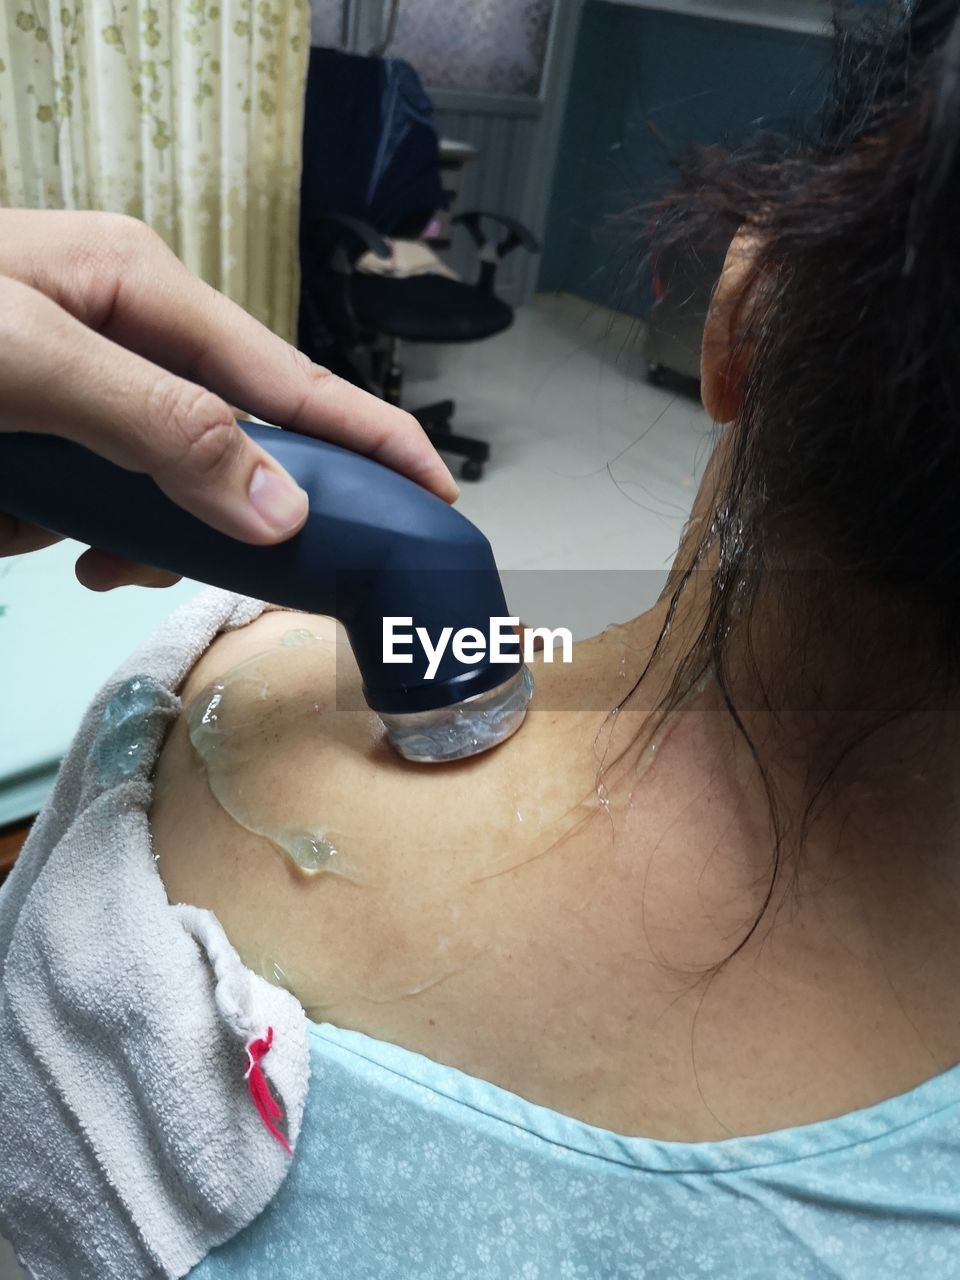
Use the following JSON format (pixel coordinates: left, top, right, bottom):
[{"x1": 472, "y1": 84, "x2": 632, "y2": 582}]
[{"x1": 700, "y1": 231, "x2": 760, "y2": 424}]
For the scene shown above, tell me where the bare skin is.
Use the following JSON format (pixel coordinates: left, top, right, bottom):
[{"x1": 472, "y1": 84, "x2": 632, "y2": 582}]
[
  {"x1": 152, "y1": 582, "x2": 960, "y2": 1143},
  {"x1": 152, "y1": 240, "x2": 960, "y2": 1143}
]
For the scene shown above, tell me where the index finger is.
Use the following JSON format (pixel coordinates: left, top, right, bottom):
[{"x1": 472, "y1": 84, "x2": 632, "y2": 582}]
[
  {"x1": 150, "y1": 278, "x2": 461, "y2": 504},
  {"x1": 2, "y1": 211, "x2": 460, "y2": 503}
]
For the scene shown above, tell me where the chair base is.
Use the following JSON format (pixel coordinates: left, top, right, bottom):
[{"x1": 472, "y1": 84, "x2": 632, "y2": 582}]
[
  {"x1": 414, "y1": 400, "x2": 489, "y2": 481},
  {"x1": 379, "y1": 333, "x2": 491, "y2": 481}
]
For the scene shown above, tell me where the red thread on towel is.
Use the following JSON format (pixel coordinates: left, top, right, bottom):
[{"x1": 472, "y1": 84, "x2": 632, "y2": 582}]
[{"x1": 244, "y1": 1027, "x2": 292, "y2": 1155}]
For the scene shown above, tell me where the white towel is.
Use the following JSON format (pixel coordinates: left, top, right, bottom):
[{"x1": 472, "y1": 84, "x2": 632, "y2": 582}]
[{"x1": 0, "y1": 589, "x2": 310, "y2": 1279}]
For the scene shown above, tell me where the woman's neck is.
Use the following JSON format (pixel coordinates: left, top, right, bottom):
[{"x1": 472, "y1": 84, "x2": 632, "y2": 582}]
[{"x1": 617, "y1": 487, "x2": 960, "y2": 900}]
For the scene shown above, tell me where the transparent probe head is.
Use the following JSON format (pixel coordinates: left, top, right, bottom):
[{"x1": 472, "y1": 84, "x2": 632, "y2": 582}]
[{"x1": 380, "y1": 666, "x2": 534, "y2": 764}]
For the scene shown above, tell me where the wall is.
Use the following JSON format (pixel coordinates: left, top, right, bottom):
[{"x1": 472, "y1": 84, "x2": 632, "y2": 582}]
[
  {"x1": 540, "y1": 1, "x2": 831, "y2": 315},
  {"x1": 431, "y1": 100, "x2": 542, "y2": 303}
]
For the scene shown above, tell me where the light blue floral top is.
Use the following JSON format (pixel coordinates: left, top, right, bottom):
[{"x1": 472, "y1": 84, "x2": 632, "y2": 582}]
[{"x1": 191, "y1": 1019, "x2": 960, "y2": 1278}]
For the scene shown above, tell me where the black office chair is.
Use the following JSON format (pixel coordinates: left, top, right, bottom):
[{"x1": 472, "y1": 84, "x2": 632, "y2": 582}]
[{"x1": 297, "y1": 49, "x2": 540, "y2": 481}]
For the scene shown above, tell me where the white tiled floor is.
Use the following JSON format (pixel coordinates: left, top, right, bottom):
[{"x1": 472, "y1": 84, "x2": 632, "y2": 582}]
[{"x1": 0, "y1": 293, "x2": 713, "y2": 1280}]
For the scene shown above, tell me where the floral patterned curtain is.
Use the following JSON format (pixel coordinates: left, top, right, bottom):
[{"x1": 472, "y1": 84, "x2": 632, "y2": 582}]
[{"x1": 0, "y1": 0, "x2": 309, "y2": 341}]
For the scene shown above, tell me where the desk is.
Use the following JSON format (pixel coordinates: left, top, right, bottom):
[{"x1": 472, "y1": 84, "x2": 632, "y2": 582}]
[{"x1": 0, "y1": 540, "x2": 199, "y2": 828}]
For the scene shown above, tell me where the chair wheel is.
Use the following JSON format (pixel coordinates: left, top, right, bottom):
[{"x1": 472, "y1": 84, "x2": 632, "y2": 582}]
[
  {"x1": 461, "y1": 459, "x2": 484, "y2": 481},
  {"x1": 647, "y1": 362, "x2": 666, "y2": 387}
]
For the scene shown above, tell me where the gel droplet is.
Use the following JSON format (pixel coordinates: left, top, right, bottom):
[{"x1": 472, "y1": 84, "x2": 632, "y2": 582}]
[
  {"x1": 282, "y1": 629, "x2": 317, "y2": 647},
  {"x1": 288, "y1": 830, "x2": 338, "y2": 874},
  {"x1": 95, "y1": 674, "x2": 173, "y2": 785}
]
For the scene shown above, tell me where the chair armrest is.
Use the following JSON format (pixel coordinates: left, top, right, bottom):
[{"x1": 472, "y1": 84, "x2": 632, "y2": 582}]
[
  {"x1": 304, "y1": 212, "x2": 391, "y2": 263},
  {"x1": 452, "y1": 211, "x2": 540, "y2": 258},
  {"x1": 451, "y1": 211, "x2": 540, "y2": 295}
]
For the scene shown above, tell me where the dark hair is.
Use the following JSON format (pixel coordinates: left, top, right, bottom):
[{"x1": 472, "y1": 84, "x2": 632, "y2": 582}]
[{"x1": 623, "y1": 0, "x2": 960, "y2": 972}]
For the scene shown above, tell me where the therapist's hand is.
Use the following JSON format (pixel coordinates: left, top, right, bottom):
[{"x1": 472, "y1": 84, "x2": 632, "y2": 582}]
[{"x1": 0, "y1": 208, "x2": 459, "y2": 589}]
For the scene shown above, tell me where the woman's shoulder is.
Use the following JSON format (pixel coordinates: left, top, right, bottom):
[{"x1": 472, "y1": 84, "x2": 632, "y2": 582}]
[{"x1": 150, "y1": 608, "x2": 602, "y2": 1012}]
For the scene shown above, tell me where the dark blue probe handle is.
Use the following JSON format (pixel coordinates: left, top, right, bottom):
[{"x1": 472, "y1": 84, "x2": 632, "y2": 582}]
[{"x1": 0, "y1": 423, "x2": 514, "y2": 712}]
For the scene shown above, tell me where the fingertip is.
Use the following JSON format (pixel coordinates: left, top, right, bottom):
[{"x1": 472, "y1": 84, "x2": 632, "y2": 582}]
[
  {"x1": 76, "y1": 549, "x2": 181, "y2": 591},
  {"x1": 436, "y1": 470, "x2": 461, "y2": 504},
  {"x1": 135, "y1": 568, "x2": 183, "y2": 589},
  {"x1": 75, "y1": 553, "x2": 115, "y2": 592},
  {"x1": 412, "y1": 445, "x2": 458, "y2": 503}
]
